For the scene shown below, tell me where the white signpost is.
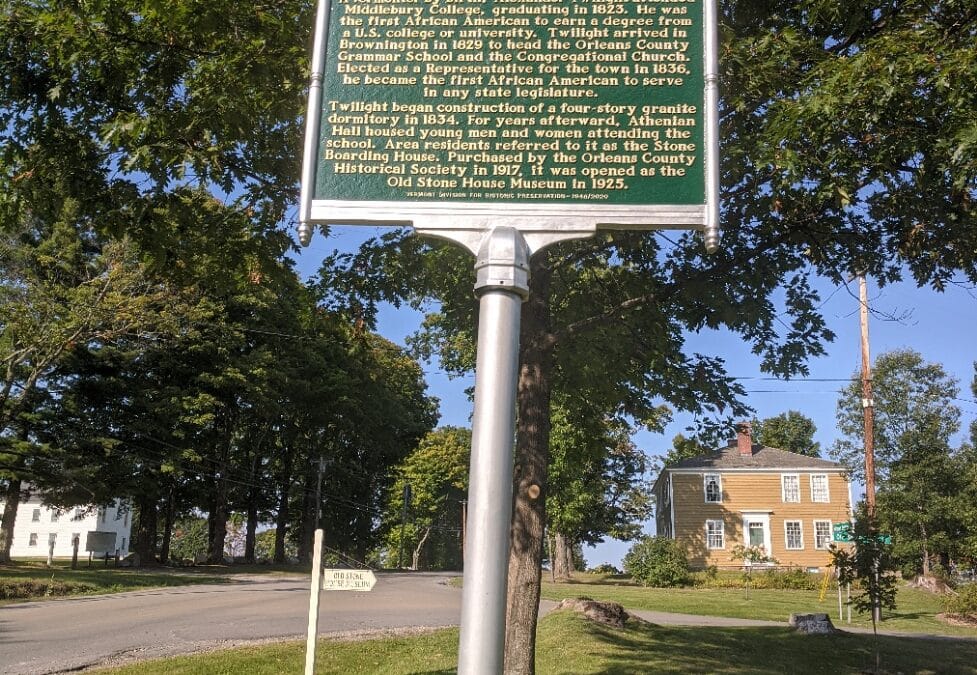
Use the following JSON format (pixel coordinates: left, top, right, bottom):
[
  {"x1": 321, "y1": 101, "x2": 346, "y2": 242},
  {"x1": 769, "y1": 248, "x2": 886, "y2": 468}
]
[
  {"x1": 305, "y1": 529, "x2": 379, "y2": 675},
  {"x1": 299, "y1": 0, "x2": 721, "y2": 670}
]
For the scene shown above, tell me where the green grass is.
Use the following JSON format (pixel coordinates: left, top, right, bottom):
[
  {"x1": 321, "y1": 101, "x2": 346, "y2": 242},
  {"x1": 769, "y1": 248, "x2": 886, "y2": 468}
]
[
  {"x1": 97, "y1": 630, "x2": 459, "y2": 675},
  {"x1": 95, "y1": 611, "x2": 977, "y2": 674},
  {"x1": 542, "y1": 574, "x2": 977, "y2": 638},
  {"x1": 0, "y1": 560, "x2": 233, "y2": 602}
]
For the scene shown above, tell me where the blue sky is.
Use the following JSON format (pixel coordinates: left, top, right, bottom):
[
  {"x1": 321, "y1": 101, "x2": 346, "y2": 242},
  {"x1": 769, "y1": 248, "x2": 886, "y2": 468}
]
[{"x1": 295, "y1": 227, "x2": 977, "y2": 567}]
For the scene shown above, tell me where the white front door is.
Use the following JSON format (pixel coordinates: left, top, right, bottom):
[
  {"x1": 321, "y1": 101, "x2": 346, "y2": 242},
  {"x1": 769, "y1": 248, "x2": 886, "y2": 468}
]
[{"x1": 741, "y1": 513, "x2": 772, "y2": 559}]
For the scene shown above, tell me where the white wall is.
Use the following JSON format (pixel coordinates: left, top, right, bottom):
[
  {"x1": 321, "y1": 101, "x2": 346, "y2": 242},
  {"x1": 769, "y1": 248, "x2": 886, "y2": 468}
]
[{"x1": 1, "y1": 493, "x2": 132, "y2": 559}]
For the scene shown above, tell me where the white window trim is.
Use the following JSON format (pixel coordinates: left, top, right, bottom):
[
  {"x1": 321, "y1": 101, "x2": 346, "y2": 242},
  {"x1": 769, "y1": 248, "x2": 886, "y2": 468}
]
[
  {"x1": 705, "y1": 519, "x2": 725, "y2": 549},
  {"x1": 810, "y1": 474, "x2": 830, "y2": 503},
  {"x1": 814, "y1": 520, "x2": 833, "y2": 550},
  {"x1": 703, "y1": 473, "x2": 723, "y2": 503},
  {"x1": 784, "y1": 520, "x2": 804, "y2": 550},
  {"x1": 741, "y1": 513, "x2": 773, "y2": 559},
  {"x1": 781, "y1": 473, "x2": 800, "y2": 503}
]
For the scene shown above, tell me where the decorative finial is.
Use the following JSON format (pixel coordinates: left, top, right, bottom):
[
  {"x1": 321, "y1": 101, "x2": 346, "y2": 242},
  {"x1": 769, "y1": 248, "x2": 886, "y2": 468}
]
[{"x1": 298, "y1": 221, "x2": 312, "y2": 247}]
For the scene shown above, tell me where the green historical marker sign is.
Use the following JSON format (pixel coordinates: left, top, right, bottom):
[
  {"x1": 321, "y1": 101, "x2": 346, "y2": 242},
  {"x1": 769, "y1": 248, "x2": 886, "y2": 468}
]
[
  {"x1": 299, "y1": 0, "x2": 719, "y2": 242},
  {"x1": 832, "y1": 522, "x2": 852, "y2": 543}
]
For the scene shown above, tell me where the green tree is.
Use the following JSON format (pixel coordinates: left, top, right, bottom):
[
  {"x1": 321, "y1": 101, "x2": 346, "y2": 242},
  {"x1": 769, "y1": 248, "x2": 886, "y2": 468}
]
[
  {"x1": 753, "y1": 411, "x2": 821, "y2": 456},
  {"x1": 663, "y1": 433, "x2": 712, "y2": 466},
  {"x1": 832, "y1": 349, "x2": 964, "y2": 576},
  {"x1": 168, "y1": 517, "x2": 209, "y2": 563},
  {"x1": 381, "y1": 427, "x2": 470, "y2": 571},
  {"x1": 547, "y1": 404, "x2": 654, "y2": 582},
  {"x1": 830, "y1": 512, "x2": 898, "y2": 671},
  {"x1": 623, "y1": 536, "x2": 690, "y2": 588}
]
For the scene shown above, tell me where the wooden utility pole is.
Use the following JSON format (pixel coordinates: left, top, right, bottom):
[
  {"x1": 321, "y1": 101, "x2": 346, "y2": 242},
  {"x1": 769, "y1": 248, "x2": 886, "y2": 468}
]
[
  {"x1": 859, "y1": 274, "x2": 882, "y2": 625},
  {"x1": 858, "y1": 275, "x2": 877, "y2": 519}
]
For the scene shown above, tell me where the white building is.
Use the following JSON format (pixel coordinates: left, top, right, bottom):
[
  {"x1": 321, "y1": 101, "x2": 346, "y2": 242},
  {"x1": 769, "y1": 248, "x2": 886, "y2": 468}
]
[{"x1": 1, "y1": 491, "x2": 132, "y2": 559}]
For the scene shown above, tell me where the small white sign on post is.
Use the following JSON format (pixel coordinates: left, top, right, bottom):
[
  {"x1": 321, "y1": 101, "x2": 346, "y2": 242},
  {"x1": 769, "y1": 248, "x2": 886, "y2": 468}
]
[{"x1": 322, "y1": 569, "x2": 377, "y2": 592}]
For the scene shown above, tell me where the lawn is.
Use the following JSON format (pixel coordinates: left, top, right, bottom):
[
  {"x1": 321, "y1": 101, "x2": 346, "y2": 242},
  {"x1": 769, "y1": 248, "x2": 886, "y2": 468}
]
[
  {"x1": 95, "y1": 611, "x2": 977, "y2": 674},
  {"x1": 540, "y1": 573, "x2": 977, "y2": 638},
  {"x1": 0, "y1": 560, "x2": 293, "y2": 603}
]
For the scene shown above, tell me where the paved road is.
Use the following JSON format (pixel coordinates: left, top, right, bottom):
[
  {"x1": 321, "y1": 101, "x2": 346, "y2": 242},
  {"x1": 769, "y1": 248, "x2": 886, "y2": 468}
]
[{"x1": 0, "y1": 572, "x2": 463, "y2": 674}]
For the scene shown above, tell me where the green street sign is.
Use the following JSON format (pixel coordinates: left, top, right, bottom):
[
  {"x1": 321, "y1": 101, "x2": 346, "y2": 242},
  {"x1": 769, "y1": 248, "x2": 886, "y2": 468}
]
[
  {"x1": 315, "y1": 0, "x2": 706, "y2": 205},
  {"x1": 832, "y1": 522, "x2": 852, "y2": 543},
  {"x1": 299, "y1": 0, "x2": 721, "y2": 247}
]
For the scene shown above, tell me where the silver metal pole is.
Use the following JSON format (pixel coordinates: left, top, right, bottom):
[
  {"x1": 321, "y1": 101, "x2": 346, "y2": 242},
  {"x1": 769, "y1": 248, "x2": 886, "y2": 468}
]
[
  {"x1": 457, "y1": 228, "x2": 529, "y2": 674},
  {"x1": 298, "y1": 0, "x2": 331, "y2": 247},
  {"x1": 702, "y1": 0, "x2": 721, "y2": 254}
]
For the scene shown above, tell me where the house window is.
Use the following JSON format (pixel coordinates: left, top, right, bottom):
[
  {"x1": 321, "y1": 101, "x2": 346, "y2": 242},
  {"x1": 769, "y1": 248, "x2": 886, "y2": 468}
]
[
  {"x1": 50, "y1": 511, "x2": 59, "y2": 523},
  {"x1": 704, "y1": 473, "x2": 722, "y2": 503},
  {"x1": 810, "y1": 474, "x2": 830, "y2": 503},
  {"x1": 785, "y1": 521, "x2": 803, "y2": 550},
  {"x1": 73, "y1": 507, "x2": 85, "y2": 521},
  {"x1": 29, "y1": 533, "x2": 38, "y2": 546},
  {"x1": 781, "y1": 474, "x2": 800, "y2": 503},
  {"x1": 32, "y1": 508, "x2": 41, "y2": 522},
  {"x1": 705, "y1": 520, "x2": 725, "y2": 549},
  {"x1": 814, "y1": 520, "x2": 832, "y2": 550}
]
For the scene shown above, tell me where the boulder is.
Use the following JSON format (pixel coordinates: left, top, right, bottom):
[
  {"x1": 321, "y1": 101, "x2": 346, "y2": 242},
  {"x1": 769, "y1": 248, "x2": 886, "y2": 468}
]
[
  {"x1": 555, "y1": 597, "x2": 631, "y2": 629},
  {"x1": 789, "y1": 613, "x2": 836, "y2": 634}
]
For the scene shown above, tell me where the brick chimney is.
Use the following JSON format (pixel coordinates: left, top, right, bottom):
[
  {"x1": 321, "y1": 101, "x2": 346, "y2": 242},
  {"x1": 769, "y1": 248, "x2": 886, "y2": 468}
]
[{"x1": 736, "y1": 422, "x2": 753, "y2": 456}]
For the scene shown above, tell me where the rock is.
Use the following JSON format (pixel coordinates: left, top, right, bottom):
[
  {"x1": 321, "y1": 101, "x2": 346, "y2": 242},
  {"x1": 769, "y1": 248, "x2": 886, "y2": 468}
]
[
  {"x1": 906, "y1": 575, "x2": 952, "y2": 594},
  {"x1": 555, "y1": 597, "x2": 631, "y2": 629},
  {"x1": 789, "y1": 613, "x2": 836, "y2": 634}
]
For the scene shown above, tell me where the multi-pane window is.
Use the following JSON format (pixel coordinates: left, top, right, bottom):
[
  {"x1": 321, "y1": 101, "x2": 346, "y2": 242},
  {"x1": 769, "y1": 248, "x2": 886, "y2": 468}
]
[
  {"x1": 31, "y1": 508, "x2": 41, "y2": 522},
  {"x1": 706, "y1": 520, "x2": 725, "y2": 549},
  {"x1": 73, "y1": 507, "x2": 85, "y2": 521},
  {"x1": 50, "y1": 511, "x2": 59, "y2": 523},
  {"x1": 28, "y1": 533, "x2": 38, "y2": 546},
  {"x1": 704, "y1": 474, "x2": 722, "y2": 503},
  {"x1": 781, "y1": 474, "x2": 800, "y2": 503},
  {"x1": 814, "y1": 521, "x2": 832, "y2": 549},
  {"x1": 785, "y1": 521, "x2": 803, "y2": 550},
  {"x1": 810, "y1": 474, "x2": 830, "y2": 503}
]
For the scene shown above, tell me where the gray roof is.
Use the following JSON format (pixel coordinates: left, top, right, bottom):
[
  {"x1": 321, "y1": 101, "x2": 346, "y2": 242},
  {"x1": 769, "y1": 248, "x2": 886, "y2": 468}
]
[{"x1": 666, "y1": 444, "x2": 844, "y2": 471}]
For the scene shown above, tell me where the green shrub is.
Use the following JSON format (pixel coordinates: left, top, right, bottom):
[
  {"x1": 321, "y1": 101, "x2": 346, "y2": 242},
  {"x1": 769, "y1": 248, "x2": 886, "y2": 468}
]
[
  {"x1": 0, "y1": 579, "x2": 97, "y2": 600},
  {"x1": 765, "y1": 567, "x2": 819, "y2": 590},
  {"x1": 943, "y1": 583, "x2": 977, "y2": 621},
  {"x1": 587, "y1": 563, "x2": 621, "y2": 575},
  {"x1": 623, "y1": 536, "x2": 690, "y2": 587}
]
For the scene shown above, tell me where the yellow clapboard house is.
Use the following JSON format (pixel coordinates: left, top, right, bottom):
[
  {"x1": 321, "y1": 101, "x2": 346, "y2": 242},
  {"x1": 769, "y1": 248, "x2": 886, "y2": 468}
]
[{"x1": 653, "y1": 423, "x2": 853, "y2": 570}]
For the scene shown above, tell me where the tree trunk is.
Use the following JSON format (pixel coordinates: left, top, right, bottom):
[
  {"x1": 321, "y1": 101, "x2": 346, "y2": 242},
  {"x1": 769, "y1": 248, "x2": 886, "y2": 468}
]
[
  {"x1": 245, "y1": 501, "x2": 258, "y2": 563},
  {"x1": 207, "y1": 482, "x2": 228, "y2": 564},
  {"x1": 297, "y1": 464, "x2": 317, "y2": 562},
  {"x1": 412, "y1": 526, "x2": 432, "y2": 570},
  {"x1": 0, "y1": 478, "x2": 24, "y2": 563},
  {"x1": 274, "y1": 439, "x2": 294, "y2": 564},
  {"x1": 504, "y1": 257, "x2": 554, "y2": 675},
  {"x1": 158, "y1": 492, "x2": 175, "y2": 564},
  {"x1": 552, "y1": 531, "x2": 573, "y2": 582},
  {"x1": 133, "y1": 491, "x2": 159, "y2": 565}
]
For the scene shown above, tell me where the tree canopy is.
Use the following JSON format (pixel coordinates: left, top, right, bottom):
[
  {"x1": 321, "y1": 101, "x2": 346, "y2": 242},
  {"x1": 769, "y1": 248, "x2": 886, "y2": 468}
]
[
  {"x1": 753, "y1": 411, "x2": 821, "y2": 456},
  {"x1": 832, "y1": 349, "x2": 968, "y2": 576}
]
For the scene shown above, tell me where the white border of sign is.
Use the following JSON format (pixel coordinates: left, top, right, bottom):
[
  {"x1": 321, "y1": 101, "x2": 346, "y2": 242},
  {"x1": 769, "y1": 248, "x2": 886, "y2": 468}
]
[{"x1": 299, "y1": 0, "x2": 720, "y2": 253}]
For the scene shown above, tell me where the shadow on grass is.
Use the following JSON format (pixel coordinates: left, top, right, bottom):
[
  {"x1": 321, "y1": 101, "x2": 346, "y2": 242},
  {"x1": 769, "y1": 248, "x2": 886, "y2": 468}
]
[{"x1": 537, "y1": 612, "x2": 977, "y2": 675}]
